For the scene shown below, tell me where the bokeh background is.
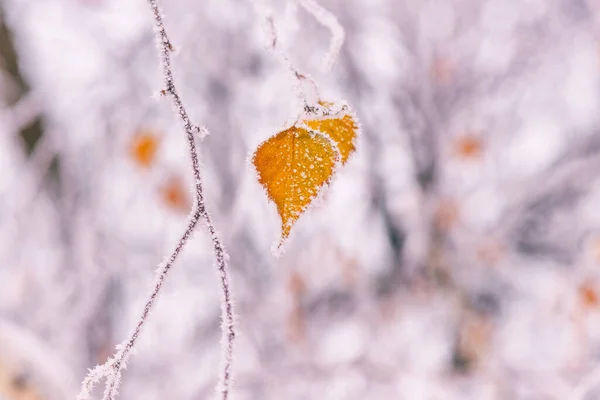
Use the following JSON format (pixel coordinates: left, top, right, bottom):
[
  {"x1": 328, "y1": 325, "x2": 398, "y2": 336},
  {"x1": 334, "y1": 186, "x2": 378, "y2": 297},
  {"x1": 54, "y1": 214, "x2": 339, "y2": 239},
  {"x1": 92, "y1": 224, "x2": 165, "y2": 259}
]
[{"x1": 2, "y1": 0, "x2": 600, "y2": 399}]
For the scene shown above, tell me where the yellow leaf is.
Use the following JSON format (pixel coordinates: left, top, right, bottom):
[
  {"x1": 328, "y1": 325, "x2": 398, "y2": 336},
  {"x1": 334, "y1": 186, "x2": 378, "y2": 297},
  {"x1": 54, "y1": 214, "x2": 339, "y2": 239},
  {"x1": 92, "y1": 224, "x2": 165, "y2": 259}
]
[
  {"x1": 303, "y1": 102, "x2": 359, "y2": 164},
  {"x1": 253, "y1": 126, "x2": 339, "y2": 247}
]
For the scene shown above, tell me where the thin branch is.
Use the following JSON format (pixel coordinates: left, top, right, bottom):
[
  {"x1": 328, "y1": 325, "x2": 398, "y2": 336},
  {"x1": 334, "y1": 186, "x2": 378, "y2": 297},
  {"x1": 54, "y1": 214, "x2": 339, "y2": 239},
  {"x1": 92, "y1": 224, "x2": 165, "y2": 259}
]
[
  {"x1": 263, "y1": 7, "x2": 309, "y2": 105},
  {"x1": 298, "y1": 0, "x2": 345, "y2": 72},
  {"x1": 253, "y1": 0, "x2": 321, "y2": 110},
  {"x1": 146, "y1": 2, "x2": 236, "y2": 397},
  {"x1": 76, "y1": 1, "x2": 236, "y2": 399},
  {"x1": 253, "y1": 0, "x2": 343, "y2": 113}
]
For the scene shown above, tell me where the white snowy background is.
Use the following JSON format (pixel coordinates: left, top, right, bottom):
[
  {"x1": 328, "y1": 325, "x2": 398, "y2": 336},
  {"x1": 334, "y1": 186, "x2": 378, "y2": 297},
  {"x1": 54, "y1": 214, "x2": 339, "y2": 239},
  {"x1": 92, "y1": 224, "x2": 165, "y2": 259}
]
[{"x1": 1, "y1": 0, "x2": 600, "y2": 399}]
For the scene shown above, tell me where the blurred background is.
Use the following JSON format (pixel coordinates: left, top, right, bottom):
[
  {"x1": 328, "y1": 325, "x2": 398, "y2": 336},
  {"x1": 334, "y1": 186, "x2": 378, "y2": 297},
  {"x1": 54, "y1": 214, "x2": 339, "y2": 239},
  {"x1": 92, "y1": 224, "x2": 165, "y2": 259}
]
[{"x1": 1, "y1": 0, "x2": 600, "y2": 399}]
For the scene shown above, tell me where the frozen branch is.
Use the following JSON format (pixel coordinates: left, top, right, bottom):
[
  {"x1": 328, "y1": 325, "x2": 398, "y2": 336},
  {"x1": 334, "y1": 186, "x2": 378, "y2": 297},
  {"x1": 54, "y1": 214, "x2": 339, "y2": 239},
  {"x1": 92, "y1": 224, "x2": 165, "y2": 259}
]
[
  {"x1": 252, "y1": 0, "x2": 344, "y2": 114},
  {"x1": 76, "y1": 1, "x2": 236, "y2": 399},
  {"x1": 252, "y1": 0, "x2": 321, "y2": 110},
  {"x1": 298, "y1": 0, "x2": 345, "y2": 72}
]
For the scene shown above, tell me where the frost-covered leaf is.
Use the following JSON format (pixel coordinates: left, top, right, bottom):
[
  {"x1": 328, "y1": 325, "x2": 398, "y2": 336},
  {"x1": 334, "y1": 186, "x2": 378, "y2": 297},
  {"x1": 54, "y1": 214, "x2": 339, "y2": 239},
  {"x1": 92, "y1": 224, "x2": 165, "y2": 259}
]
[
  {"x1": 253, "y1": 126, "x2": 340, "y2": 247},
  {"x1": 303, "y1": 102, "x2": 359, "y2": 164}
]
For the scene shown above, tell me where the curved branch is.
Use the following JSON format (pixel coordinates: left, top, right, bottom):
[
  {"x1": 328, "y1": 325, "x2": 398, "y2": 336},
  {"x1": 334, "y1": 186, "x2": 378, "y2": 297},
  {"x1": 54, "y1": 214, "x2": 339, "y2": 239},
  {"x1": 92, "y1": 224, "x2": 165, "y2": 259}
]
[
  {"x1": 77, "y1": 1, "x2": 236, "y2": 399},
  {"x1": 298, "y1": 0, "x2": 345, "y2": 72}
]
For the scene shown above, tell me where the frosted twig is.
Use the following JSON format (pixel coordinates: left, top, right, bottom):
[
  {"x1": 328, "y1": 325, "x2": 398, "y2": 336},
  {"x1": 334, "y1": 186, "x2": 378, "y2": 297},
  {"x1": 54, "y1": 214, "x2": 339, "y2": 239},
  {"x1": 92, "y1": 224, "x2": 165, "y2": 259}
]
[
  {"x1": 76, "y1": 1, "x2": 236, "y2": 399},
  {"x1": 252, "y1": 0, "x2": 319, "y2": 108},
  {"x1": 297, "y1": 0, "x2": 345, "y2": 72},
  {"x1": 265, "y1": 8, "x2": 307, "y2": 105},
  {"x1": 146, "y1": 2, "x2": 236, "y2": 398}
]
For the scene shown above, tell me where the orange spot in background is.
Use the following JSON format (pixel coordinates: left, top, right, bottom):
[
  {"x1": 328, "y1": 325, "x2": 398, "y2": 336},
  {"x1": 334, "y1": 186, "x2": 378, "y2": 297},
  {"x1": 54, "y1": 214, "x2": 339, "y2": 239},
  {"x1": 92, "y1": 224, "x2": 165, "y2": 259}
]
[
  {"x1": 287, "y1": 306, "x2": 306, "y2": 343},
  {"x1": 454, "y1": 135, "x2": 483, "y2": 160},
  {"x1": 0, "y1": 361, "x2": 42, "y2": 400},
  {"x1": 288, "y1": 270, "x2": 307, "y2": 297},
  {"x1": 130, "y1": 132, "x2": 159, "y2": 168},
  {"x1": 579, "y1": 282, "x2": 599, "y2": 309},
  {"x1": 160, "y1": 176, "x2": 190, "y2": 213},
  {"x1": 435, "y1": 199, "x2": 459, "y2": 232},
  {"x1": 287, "y1": 270, "x2": 306, "y2": 343},
  {"x1": 458, "y1": 316, "x2": 493, "y2": 367}
]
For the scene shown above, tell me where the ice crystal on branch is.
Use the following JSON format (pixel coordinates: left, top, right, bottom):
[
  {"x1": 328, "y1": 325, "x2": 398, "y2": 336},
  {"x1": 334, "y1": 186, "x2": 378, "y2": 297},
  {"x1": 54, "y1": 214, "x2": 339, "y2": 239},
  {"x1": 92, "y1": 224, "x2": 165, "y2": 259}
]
[{"x1": 76, "y1": 1, "x2": 236, "y2": 400}]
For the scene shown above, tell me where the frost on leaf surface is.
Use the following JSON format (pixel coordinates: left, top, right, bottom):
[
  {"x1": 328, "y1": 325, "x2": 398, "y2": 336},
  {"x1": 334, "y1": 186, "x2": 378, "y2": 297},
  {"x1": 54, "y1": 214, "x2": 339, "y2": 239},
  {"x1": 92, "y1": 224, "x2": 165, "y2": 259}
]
[
  {"x1": 253, "y1": 126, "x2": 339, "y2": 247},
  {"x1": 304, "y1": 102, "x2": 359, "y2": 164}
]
